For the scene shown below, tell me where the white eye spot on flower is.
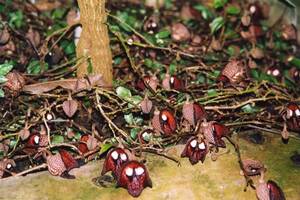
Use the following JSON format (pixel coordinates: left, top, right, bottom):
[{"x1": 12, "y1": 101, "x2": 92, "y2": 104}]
[
  {"x1": 267, "y1": 70, "x2": 271, "y2": 75},
  {"x1": 272, "y1": 69, "x2": 280, "y2": 76},
  {"x1": 6, "y1": 163, "x2": 12, "y2": 169},
  {"x1": 46, "y1": 113, "x2": 53, "y2": 121},
  {"x1": 190, "y1": 139, "x2": 197, "y2": 148},
  {"x1": 125, "y1": 167, "x2": 133, "y2": 177},
  {"x1": 120, "y1": 153, "x2": 127, "y2": 161},
  {"x1": 250, "y1": 6, "x2": 256, "y2": 14},
  {"x1": 135, "y1": 167, "x2": 144, "y2": 176},
  {"x1": 295, "y1": 71, "x2": 299, "y2": 76},
  {"x1": 198, "y1": 142, "x2": 206, "y2": 150},
  {"x1": 251, "y1": 169, "x2": 256, "y2": 172},
  {"x1": 111, "y1": 151, "x2": 119, "y2": 160},
  {"x1": 161, "y1": 114, "x2": 168, "y2": 121},
  {"x1": 151, "y1": 22, "x2": 157, "y2": 28},
  {"x1": 170, "y1": 77, "x2": 175, "y2": 84},
  {"x1": 295, "y1": 109, "x2": 300, "y2": 116},
  {"x1": 34, "y1": 136, "x2": 40, "y2": 145},
  {"x1": 288, "y1": 109, "x2": 293, "y2": 118}
]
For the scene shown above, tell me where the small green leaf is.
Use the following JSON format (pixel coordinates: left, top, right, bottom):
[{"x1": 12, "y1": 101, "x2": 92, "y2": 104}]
[
  {"x1": 116, "y1": 86, "x2": 132, "y2": 99},
  {"x1": 60, "y1": 40, "x2": 75, "y2": 55},
  {"x1": 51, "y1": 8, "x2": 66, "y2": 19},
  {"x1": 194, "y1": 4, "x2": 214, "y2": 20},
  {"x1": 213, "y1": 0, "x2": 228, "y2": 9},
  {"x1": 27, "y1": 60, "x2": 48, "y2": 74},
  {"x1": 0, "y1": 63, "x2": 13, "y2": 76},
  {"x1": 130, "y1": 128, "x2": 140, "y2": 140},
  {"x1": 9, "y1": 10, "x2": 23, "y2": 28},
  {"x1": 114, "y1": 57, "x2": 122, "y2": 65},
  {"x1": 144, "y1": 58, "x2": 153, "y2": 68},
  {"x1": 287, "y1": 56, "x2": 300, "y2": 69},
  {"x1": 124, "y1": 113, "x2": 134, "y2": 125},
  {"x1": 0, "y1": 89, "x2": 4, "y2": 98},
  {"x1": 52, "y1": 135, "x2": 64, "y2": 144},
  {"x1": 207, "y1": 89, "x2": 217, "y2": 96},
  {"x1": 87, "y1": 58, "x2": 93, "y2": 74},
  {"x1": 74, "y1": 132, "x2": 82, "y2": 140},
  {"x1": 128, "y1": 95, "x2": 143, "y2": 108},
  {"x1": 226, "y1": 6, "x2": 241, "y2": 15},
  {"x1": 155, "y1": 29, "x2": 171, "y2": 39},
  {"x1": 0, "y1": 76, "x2": 7, "y2": 83},
  {"x1": 196, "y1": 74, "x2": 206, "y2": 84},
  {"x1": 210, "y1": 17, "x2": 225, "y2": 34},
  {"x1": 242, "y1": 104, "x2": 259, "y2": 113},
  {"x1": 99, "y1": 143, "x2": 113, "y2": 155},
  {"x1": 169, "y1": 63, "x2": 177, "y2": 75}
]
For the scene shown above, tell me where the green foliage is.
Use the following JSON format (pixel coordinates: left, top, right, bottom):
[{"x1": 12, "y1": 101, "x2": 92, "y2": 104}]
[
  {"x1": 130, "y1": 128, "x2": 141, "y2": 140},
  {"x1": 52, "y1": 135, "x2": 64, "y2": 144},
  {"x1": 27, "y1": 60, "x2": 49, "y2": 75},
  {"x1": 9, "y1": 10, "x2": 23, "y2": 28},
  {"x1": 213, "y1": 0, "x2": 228, "y2": 9},
  {"x1": 288, "y1": 57, "x2": 300, "y2": 69},
  {"x1": 210, "y1": 17, "x2": 225, "y2": 34},
  {"x1": 124, "y1": 113, "x2": 134, "y2": 125},
  {"x1": 0, "y1": 89, "x2": 4, "y2": 98},
  {"x1": 144, "y1": 58, "x2": 164, "y2": 70},
  {"x1": 116, "y1": 86, "x2": 132, "y2": 100},
  {"x1": 0, "y1": 62, "x2": 13, "y2": 76},
  {"x1": 155, "y1": 29, "x2": 171, "y2": 39},
  {"x1": 99, "y1": 143, "x2": 113, "y2": 155},
  {"x1": 226, "y1": 6, "x2": 240, "y2": 15},
  {"x1": 60, "y1": 40, "x2": 76, "y2": 56},
  {"x1": 194, "y1": 4, "x2": 213, "y2": 20},
  {"x1": 51, "y1": 8, "x2": 67, "y2": 20},
  {"x1": 207, "y1": 89, "x2": 217, "y2": 97},
  {"x1": 0, "y1": 62, "x2": 13, "y2": 97},
  {"x1": 169, "y1": 62, "x2": 177, "y2": 75},
  {"x1": 242, "y1": 104, "x2": 259, "y2": 113}
]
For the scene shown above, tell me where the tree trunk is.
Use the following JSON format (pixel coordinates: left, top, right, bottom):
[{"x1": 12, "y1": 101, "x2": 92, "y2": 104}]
[{"x1": 76, "y1": 0, "x2": 113, "y2": 86}]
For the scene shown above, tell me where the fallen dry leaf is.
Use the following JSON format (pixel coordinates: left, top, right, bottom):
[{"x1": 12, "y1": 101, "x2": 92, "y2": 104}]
[
  {"x1": 19, "y1": 128, "x2": 30, "y2": 141},
  {"x1": 140, "y1": 95, "x2": 153, "y2": 114},
  {"x1": 171, "y1": 23, "x2": 191, "y2": 42},
  {"x1": 34, "y1": 0, "x2": 62, "y2": 11},
  {"x1": 0, "y1": 27, "x2": 10, "y2": 45},
  {"x1": 23, "y1": 74, "x2": 109, "y2": 94},
  {"x1": 62, "y1": 99, "x2": 78, "y2": 118}
]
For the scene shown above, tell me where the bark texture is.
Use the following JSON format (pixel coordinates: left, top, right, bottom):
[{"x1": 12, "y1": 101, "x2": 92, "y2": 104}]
[{"x1": 76, "y1": 0, "x2": 113, "y2": 86}]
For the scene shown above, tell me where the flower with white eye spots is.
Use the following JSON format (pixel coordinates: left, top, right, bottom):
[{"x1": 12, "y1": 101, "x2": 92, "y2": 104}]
[
  {"x1": 272, "y1": 69, "x2": 280, "y2": 76},
  {"x1": 287, "y1": 109, "x2": 293, "y2": 118},
  {"x1": 6, "y1": 163, "x2": 12, "y2": 169},
  {"x1": 198, "y1": 142, "x2": 206, "y2": 150},
  {"x1": 120, "y1": 153, "x2": 127, "y2": 161},
  {"x1": 111, "y1": 151, "x2": 119, "y2": 160},
  {"x1": 161, "y1": 114, "x2": 167, "y2": 121},
  {"x1": 125, "y1": 167, "x2": 133, "y2": 177},
  {"x1": 135, "y1": 167, "x2": 144, "y2": 176},
  {"x1": 34, "y1": 135, "x2": 40, "y2": 145},
  {"x1": 296, "y1": 109, "x2": 300, "y2": 116},
  {"x1": 190, "y1": 139, "x2": 197, "y2": 148}
]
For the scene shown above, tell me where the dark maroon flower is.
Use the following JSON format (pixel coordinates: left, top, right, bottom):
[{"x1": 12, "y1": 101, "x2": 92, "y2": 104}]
[
  {"x1": 117, "y1": 160, "x2": 152, "y2": 197},
  {"x1": 181, "y1": 136, "x2": 208, "y2": 165}
]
